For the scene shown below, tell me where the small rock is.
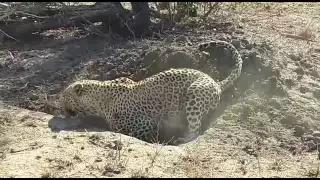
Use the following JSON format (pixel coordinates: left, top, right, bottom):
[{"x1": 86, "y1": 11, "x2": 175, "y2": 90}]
[
  {"x1": 294, "y1": 67, "x2": 304, "y2": 75},
  {"x1": 299, "y1": 85, "x2": 309, "y2": 94},
  {"x1": 293, "y1": 125, "x2": 305, "y2": 137},
  {"x1": 312, "y1": 131, "x2": 320, "y2": 137},
  {"x1": 288, "y1": 54, "x2": 301, "y2": 61},
  {"x1": 16, "y1": 66, "x2": 25, "y2": 72},
  {"x1": 36, "y1": 155, "x2": 41, "y2": 159},
  {"x1": 280, "y1": 115, "x2": 298, "y2": 127},
  {"x1": 175, "y1": 35, "x2": 188, "y2": 42},
  {"x1": 231, "y1": 39, "x2": 241, "y2": 49},
  {"x1": 142, "y1": 45, "x2": 149, "y2": 50},
  {"x1": 29, "y1": 94, "x2": 39, "y2": 101},
  {"x1": 164, "y1": 35, "x2": 174, "y2": 43},
  {"x1": 313, "y1": 89, "x2": 320, "y2": 100},
  {"x1": 268, "y1": 98, "x2": 281, "y2": 109},
  {"x1": 95, "y1": 157, "x2": 103, "y2": 162},
  {"x1": 310, "y1": 69, "x2": 319, "y2": 78},
  {"x1": 304, "y1": 141, "x2": 317, "y2": 152},
  {"x1": 245, "y1": 43, "x2": 253, "y2": 50},
  {"x1": 300, "y1": 61, "x2": 313, "y2": 69},
  {"x1": 298, "y1": 121, "x2": 311, "y2": 131},
  {"x1": 302, "y1": 134, "x2": 314, "y2": 141},
  {"x1": 313, "y1": 137, "x2": 320, "y2": 144},
  {"x1": 284, "y1": 78, "x2": 295, "y2": 88}
]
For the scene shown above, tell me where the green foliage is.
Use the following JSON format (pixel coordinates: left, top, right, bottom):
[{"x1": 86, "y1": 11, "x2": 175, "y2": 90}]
[{"x1": 176, "y1": 2, "x2": 198, "y2": 18}]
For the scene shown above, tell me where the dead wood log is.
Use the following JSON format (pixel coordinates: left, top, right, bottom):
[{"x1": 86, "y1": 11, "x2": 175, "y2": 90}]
[{"x1": 0, "y1": 3, "x2": 132, "y2": 40}]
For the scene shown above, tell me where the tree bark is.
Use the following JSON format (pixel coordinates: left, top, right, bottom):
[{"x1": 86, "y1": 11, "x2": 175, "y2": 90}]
[{"x1": 130, "y1": 2, "x2": 151, "y2": 38}]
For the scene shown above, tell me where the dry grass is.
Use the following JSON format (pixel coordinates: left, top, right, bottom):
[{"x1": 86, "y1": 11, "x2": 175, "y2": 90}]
[
  {"x1": 222, "y1": 2, "x2": 319, "y2": 46},
  {"x1": 176, "y1": 2, "x2": 320, "y2": 178}
]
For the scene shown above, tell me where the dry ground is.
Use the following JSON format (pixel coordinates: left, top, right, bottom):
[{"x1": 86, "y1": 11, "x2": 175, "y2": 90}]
[{"x1": 1, "y1": 2, "x2": 320, "y2": 178}]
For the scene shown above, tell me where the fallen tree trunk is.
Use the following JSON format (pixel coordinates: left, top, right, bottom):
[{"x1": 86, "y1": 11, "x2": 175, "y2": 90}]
[
  {"x1": 0, "y1": 2, "x2": 132, "y2": 40},
  {"x1": 0, "y1": 3, "x2": 110, "y2": 20}
]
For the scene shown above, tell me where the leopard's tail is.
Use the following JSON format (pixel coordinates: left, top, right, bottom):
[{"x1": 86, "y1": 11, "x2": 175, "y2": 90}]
[{"x1": 198, "y1": 40, "x2": 243, "y2": 92}]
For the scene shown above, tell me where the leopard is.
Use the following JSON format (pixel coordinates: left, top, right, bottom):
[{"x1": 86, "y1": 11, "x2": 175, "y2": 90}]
[
  {"x1": 58, "y1": 40, "x2": 243, "y2": 145},
  {"x1": 110, "y1": 77, "x2": 136, "y2": 84}
]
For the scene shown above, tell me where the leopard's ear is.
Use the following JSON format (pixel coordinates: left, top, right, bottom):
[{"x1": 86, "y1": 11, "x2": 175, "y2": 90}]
[{"x1": 73, "y1": 84, "x2": 84, "y2": 96}]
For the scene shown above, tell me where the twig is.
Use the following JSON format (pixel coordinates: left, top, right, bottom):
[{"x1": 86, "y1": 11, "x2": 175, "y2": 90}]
[
  {"x1": 0, "y1": 3, "x2": 50, "y2": 19},
  {"x1": 117, "y1": 13, "x2": 136, "y2": 40},
  {"x1": 58, "y1": 2, "x2": 110, "y2": 40},
  {"x1": 0, "y1": 3, "x2": 9, "y2": 8},
  {"x1": 0, "y1": 28, "x2": 19, "y2": 42},
  {"x1": 14, "y1": 11, "x2": 50, "y2": 19},
  {"x1": 111, "y1": 3, "x2": 136, "y2": 40},
  {"x1": 5, "y1": 50, "x2": 14, "y2": 60},
  {"x1": 281, "y1": 33, "x2": 316, "y2": 42},
  {"x1": 201, "y1": 2, "x2": 220, "y2": 20},
  {"x1": 9, "y1": 144, "x2": 44, "y2": 153},
  {"x1": 0, "y1": 7, "x2": 15, "y2": 21}
]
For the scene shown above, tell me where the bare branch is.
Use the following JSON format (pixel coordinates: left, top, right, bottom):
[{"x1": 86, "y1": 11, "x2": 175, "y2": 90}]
[
  {"x1": 13, "y1": 11, "x2": 50, "y2": 19},
  {"x1": 0, "y1": 2, "x2": 9, "y2": 7},
  {"x1": 58, "y1": 2, "x2": 110, "y2": 39},
  {"x1": 0, "y1": 28, "x2": 19, "y2": 42},
  {"x1": 201, "y1": 2, "x2": 220, "y2": 20}
]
